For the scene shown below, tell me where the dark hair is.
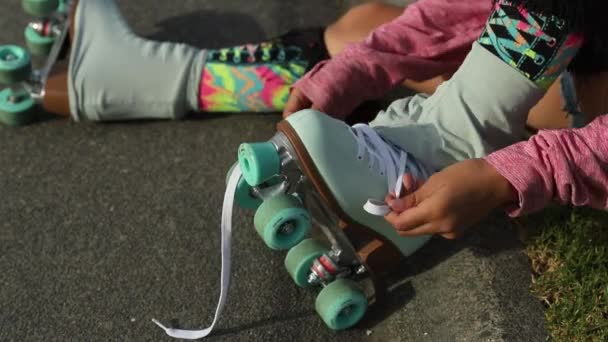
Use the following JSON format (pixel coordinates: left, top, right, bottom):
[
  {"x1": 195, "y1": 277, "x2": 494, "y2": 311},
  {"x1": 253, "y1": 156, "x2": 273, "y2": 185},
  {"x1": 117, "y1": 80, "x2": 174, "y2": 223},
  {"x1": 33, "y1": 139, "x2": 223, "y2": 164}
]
[{"x1": 499, "y1": 0, "x2": 608, "y2": 73}]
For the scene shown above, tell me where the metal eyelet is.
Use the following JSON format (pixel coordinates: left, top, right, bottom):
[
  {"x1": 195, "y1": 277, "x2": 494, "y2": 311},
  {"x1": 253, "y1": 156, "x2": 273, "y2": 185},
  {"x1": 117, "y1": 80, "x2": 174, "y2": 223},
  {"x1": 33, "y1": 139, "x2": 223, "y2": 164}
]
[{"x1": 534, "y1": 54, "x2": 546, "y2": 65}]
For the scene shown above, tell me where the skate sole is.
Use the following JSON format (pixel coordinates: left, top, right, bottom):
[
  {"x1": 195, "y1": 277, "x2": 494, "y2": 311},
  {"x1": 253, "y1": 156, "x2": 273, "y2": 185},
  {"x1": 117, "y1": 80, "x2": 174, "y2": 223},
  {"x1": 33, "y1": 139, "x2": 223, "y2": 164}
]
[
  {"x1": 36, "y1": 0, "x2": 76, "y2": 90},
  {"x1": 38, "y1": 0, "x2": 78, "y2": 116}
]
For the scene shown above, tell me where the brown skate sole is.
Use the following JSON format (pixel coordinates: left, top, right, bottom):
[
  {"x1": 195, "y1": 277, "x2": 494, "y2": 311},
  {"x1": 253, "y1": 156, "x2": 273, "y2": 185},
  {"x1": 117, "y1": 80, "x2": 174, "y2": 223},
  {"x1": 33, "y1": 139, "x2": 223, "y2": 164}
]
[{"x1": 41, "y1": 0, "x2": 79, "y2": 117}]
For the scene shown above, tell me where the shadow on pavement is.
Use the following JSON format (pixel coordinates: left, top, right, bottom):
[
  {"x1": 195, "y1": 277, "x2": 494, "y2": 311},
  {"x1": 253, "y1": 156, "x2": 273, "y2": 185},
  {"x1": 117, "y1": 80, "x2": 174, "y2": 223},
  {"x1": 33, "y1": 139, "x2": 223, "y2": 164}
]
[
  {"x1": 146, "y1": 10, "x2": 267, "y2": 48},
  {"x1": 360, "y1": 215, "x2": 523, "y2": 329}
]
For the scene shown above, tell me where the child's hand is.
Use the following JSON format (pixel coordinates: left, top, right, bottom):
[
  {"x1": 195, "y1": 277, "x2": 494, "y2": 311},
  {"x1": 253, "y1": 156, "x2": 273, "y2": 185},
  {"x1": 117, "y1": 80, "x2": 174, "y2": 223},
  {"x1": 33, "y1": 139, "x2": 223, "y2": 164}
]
[
  {"x1": 384, "y1": 159, "x2": 517, "y2": 239},
  {"x1": 283, "y1": 87, "x2": 315, "y2": 118}
]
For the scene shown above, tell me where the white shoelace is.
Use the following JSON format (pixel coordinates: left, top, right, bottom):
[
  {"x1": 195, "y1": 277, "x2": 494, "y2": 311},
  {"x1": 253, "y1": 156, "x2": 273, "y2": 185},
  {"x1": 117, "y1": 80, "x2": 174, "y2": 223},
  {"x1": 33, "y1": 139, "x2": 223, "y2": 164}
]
[
  {"x1": 152, "y1": 166, "x2": 241, "y2": 339},
  {"x1": 151, "y1": 124, "x2": 428, "y2": 339},
  {"x1": 352, "y1": 124, "x2": 428, "y2": 216}
]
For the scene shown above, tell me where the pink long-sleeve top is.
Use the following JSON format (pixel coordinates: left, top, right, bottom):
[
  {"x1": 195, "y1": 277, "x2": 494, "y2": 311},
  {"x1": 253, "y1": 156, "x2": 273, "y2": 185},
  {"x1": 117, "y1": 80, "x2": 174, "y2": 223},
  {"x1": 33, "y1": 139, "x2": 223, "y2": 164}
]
[
  {"x1": 485, "y1": 115, "x2": 608, "y2": 216},
  {"x1": 298, "y1": 0, "x2": 608, "y2": 216},
  {"x1": 294, "y1": 0, "x2": 493, "y2": 119}
]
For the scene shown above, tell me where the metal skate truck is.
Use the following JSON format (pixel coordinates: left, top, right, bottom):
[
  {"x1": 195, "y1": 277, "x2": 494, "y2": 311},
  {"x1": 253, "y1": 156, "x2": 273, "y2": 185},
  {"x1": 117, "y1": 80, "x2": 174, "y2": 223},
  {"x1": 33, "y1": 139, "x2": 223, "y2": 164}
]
[{"x1": 0, "y1": 0, "x2": 73, "y2": 126}]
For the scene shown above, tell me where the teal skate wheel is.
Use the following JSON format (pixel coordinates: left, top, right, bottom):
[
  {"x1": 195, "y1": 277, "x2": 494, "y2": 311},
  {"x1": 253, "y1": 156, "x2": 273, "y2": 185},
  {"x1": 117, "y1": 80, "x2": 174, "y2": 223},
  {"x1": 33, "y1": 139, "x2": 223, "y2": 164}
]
[
  {"x1": 226, "y1": 162, "x2": 263, "y2": 210},
  {"x1": 24, "y1": 26, "x2": 56, "y2": 56},
  {"x1": 57, "y1": 0, "x2": 67, "y2": 13},
  {"x1": 238, "y1": 142, "x2": 280, "y2": 186},
  {"x1": 0, "y1": 45, "x2": 32, "y2": 84},
  {"x1": 22, "y1": 0, "x2": 59, "y2": 17},
  {"x1": 284, "y1": 238, "x2": 327, "y2": 287},
  {"x1": 235, "y1": 175, "x2": 263, "y2": 209},
  {"x1": 254, "y1": 193, "x2": 311, "y2": 250},
  {"x1": 315, "y1": 279, "x2": 368, "y2": 330},
  {"x1": 0, "y1": 88, "x2": 35, "y2": 126}
]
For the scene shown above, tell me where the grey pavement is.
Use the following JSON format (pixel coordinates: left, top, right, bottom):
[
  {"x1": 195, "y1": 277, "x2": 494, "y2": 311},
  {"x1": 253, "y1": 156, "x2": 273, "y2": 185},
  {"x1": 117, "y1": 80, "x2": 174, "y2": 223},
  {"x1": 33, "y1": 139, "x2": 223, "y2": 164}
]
[{"x1": 0, "y1": 0, "x2": 547, "y2": 340}]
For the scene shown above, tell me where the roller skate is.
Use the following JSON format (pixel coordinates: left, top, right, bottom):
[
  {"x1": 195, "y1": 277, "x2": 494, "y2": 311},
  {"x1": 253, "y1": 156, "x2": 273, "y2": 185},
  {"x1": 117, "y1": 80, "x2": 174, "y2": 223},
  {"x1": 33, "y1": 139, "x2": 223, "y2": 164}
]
[
  {"x1": 152, "y1": 109, "x2": 433, "y2": 339},
  {"x1": 234, "y1": 110, "x2": 433, "y2": 330},
  {"x1": 235, "y1": 110, "x2": 428, "y2": 330},
  {"x1": 0, "y1": 0, "x2": 74, "y2": 126},
  {"x1": 2, "y1": 0, "x2": 207, "y2": 126}
]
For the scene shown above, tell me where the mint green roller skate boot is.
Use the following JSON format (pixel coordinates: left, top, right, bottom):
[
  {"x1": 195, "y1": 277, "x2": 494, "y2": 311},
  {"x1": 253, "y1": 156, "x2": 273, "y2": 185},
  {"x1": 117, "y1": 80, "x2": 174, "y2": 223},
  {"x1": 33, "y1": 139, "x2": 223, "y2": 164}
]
[
  {"x1": 236, "y1": 109, "x2": 433, "y2": 330},
  {"x1": 65, "y1": 0, "x2": 205, "y2": 121}
]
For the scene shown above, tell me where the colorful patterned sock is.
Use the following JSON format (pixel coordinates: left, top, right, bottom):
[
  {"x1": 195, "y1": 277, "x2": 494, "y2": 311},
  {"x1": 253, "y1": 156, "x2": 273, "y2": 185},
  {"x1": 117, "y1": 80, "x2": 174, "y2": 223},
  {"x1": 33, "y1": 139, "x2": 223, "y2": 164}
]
[
  {"x1": 478, "y1": 0, "x2": 584, "y2": 90},
  {"x1": 199, "y1": 28, "x2": 328, "y2": 112}
]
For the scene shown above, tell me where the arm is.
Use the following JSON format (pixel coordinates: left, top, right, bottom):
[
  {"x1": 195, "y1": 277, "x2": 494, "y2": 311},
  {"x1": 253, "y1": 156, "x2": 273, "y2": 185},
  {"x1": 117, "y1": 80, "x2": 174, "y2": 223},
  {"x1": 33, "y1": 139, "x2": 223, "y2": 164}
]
[
  {"x1": 383, "y1": 0, "x2": 588, "y2": 238},
  {"x1": 485, "y1": 115, "x2": 608, "y2": 216},
  {"x1": 294, "y1": 0, "x2": 492, "y2": 119}
]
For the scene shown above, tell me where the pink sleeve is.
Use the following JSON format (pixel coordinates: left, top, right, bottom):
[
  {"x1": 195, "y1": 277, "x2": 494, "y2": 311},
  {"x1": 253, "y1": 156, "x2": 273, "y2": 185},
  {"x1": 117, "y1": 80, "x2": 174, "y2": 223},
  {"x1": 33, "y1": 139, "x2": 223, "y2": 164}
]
[
  {"x1": 294, "y1": 0, "x2": 492, "y2": 119},
  {"x1": 485, "y1": 115, "x2": 608, "y2": 216}
]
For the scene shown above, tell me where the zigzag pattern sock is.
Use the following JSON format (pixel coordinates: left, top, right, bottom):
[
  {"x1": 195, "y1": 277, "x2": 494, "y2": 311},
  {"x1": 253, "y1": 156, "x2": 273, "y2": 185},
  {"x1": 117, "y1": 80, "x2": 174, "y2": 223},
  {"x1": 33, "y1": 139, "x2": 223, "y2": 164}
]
[
  {"x1": 478, "y1": 0, "x2": 583, "y2": 90},
  {"x1": 199, "y1": 28, "x2": 328, "y2": 112}
]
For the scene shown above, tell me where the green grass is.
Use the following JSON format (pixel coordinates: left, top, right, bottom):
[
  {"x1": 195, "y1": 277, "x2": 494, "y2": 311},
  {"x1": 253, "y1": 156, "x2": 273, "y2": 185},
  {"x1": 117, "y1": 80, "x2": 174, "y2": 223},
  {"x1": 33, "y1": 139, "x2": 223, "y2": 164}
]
[{"x1": 523, "y1": 207, "x2": 608, "y2": 341}]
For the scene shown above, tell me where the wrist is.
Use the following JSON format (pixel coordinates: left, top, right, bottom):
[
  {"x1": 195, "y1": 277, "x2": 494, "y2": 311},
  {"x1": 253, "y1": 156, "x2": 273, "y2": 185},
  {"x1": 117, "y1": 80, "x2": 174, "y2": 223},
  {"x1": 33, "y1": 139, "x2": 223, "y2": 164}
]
[{"x1": 481, "y1": 159, "x2": 518, "y2": 207}]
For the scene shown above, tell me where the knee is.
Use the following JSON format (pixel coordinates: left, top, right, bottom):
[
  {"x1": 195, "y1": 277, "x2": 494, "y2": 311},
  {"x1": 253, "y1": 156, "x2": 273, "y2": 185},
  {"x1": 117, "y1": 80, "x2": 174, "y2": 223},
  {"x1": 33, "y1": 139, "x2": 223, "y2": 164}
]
[
  {"x1": 325, "y1": 2, "x2": 401, "y2": 56},
  {"x1": 329, "y1": 2, "x2": 393, "y2": 33}
]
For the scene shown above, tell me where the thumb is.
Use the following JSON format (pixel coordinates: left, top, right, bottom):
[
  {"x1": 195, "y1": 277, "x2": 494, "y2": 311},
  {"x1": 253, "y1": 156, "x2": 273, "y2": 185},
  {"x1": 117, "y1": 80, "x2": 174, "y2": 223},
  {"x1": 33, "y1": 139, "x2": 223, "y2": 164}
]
[
  {"x1": 387, "y1": 173, "x2": 427, "y2": 213},
  {"x1": 387, "y1": 190, "x2": 418, "y2": 213},
  {"x1": 283, "y1": 88, "x2": 311, "y2": 117}
]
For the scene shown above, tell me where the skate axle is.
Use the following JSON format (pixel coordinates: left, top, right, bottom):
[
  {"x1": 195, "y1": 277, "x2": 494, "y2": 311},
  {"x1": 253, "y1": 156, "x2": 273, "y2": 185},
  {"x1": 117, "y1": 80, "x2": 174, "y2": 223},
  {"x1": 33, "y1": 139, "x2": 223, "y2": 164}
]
[
  {"x1": 340, "y1": 305, "x2": 356, "y2": 317},
  {"x1": 355, "y1": 265, "x2": 367, "y2": 275},
  {"x1": 29, "y1": 19, "x2": 62, "y2": 38},
  {"x1": 5, "y1": 81, "x2": 30, "y2": 102},
  {"x1": 1, "y1": 53, "x2": 17, "y2": 62},
  {"x1": 279, "y1": 222, "x2": 296, "y2": 236},
  {"x1": 307, "y1": 250, "x2": 354, "y2": 286}
]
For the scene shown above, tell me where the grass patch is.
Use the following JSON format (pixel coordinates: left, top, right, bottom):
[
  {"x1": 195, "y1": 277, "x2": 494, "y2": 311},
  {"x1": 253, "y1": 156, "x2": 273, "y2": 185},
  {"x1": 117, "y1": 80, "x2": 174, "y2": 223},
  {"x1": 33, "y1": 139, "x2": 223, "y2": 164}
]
[{"x1": 522, "y1": 207, "x2": 608, "y2": 341}]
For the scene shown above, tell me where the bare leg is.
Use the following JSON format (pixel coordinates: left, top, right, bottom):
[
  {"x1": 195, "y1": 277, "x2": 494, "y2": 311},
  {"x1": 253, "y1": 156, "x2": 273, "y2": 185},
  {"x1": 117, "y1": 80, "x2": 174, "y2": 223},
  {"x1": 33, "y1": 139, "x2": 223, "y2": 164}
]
[
  {"x1": 324, "y1": 2, "x2": 449, "y2": 95},
  {"x1": 525, "y1": 79, "x2": 570, "y2": 130},
  {"x1": 575, "y1": 72, "x2": 608, "y2": 122},
  {"x1": 324, "y1": 3, "x2": 403, "y2": 57},
  {"x1": 520, "y1": 72, "x2": 608, "y2": 131}
]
